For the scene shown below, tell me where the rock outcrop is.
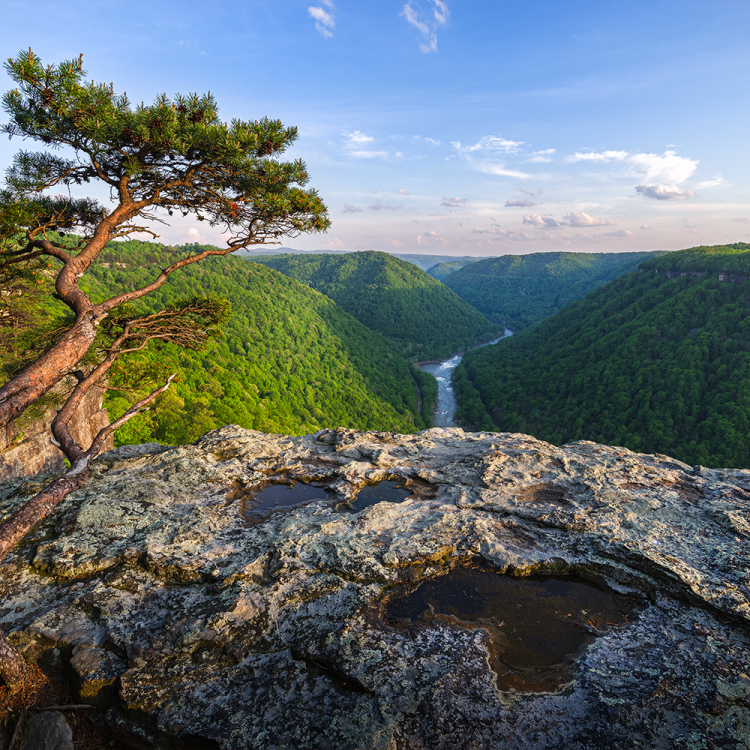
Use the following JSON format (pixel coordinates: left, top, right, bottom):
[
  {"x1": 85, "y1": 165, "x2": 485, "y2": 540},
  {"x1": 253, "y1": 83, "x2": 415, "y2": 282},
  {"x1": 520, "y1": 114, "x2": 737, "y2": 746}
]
[
  {"x1": 1, "y1": 425, "x2": 749, "y2": 749},
  {"x1": 0, "y1": 380, "x2": 112, "y2": 480}
]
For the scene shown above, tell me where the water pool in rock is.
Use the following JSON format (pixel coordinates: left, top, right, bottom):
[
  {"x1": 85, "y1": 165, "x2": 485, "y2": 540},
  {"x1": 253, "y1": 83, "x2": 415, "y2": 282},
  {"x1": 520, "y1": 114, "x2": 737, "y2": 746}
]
[
  {"x1": 385, "y1": 568, "x2": 641, "y2": 692},
  {"x1": 240, "y1": 480, "x2": 332, "y2": 525},
  {"x1": 345, "y1": 482, "x2": 412, "y2": 512}
]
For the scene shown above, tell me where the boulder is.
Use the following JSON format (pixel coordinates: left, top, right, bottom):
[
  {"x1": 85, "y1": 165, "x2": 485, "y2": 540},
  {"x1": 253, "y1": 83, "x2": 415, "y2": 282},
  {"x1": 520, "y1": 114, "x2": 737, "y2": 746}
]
[
  {"x1": 1, "y1": 425, "x2": 749, "y2": 749},
  {"x1": 20, "y1": 711, "x2": 74, "y2": 750}
]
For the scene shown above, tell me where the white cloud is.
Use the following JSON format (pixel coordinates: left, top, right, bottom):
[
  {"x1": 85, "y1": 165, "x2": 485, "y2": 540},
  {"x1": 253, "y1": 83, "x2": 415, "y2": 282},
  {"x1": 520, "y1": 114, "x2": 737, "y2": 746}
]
[
  {"x1": 569, "y1": 148, "x2": 699, "y2": 188},
  {"x1": 441, "y1": 196, "x2": 468, "y2": 207},
  {"x1": 383, "y1": 238, "x2": 405, "y2": 247},
  {"x1": 560, "y1": 212, "x2": 615, "y2": 227},
  {"x1": 641, "y1": 224, "x2": 650, "y2": 230},
  {"x1": 397, "y1": 188, "x2": 410, "y2": 195},
  {"x1": 520, "y1": 211, "x2": 615, "y2": 229},
  {"x1": 568, "y1": 150, "x2": 628, "y2": 163},
  {"x1": 453, "y1": 135, "x2": 524, "y2": 154},
  {"x1": 341, "y1": 130, "x2": 389, "y2": 159},
  {"x1": 431, "y1": 0, "x2": 450, "y2": 24},
  {"x1": 401, "y1": 2, "x2": 429, "y2": 34},
  {"x1": 342, "y1": 203, "x2": 362, "y2": 213},
  {"x1": 308, "y1": 5, "x2": 335, "y2": 38},
  {"x1": 187, "y1": 227, "x2": 206, "y2": 242},
  {"x1": 629, "y1": 151, "x2": 697, "y2": 184},
  {"x1": 523, "y1": 214, "x2": 559, "y2": 228},
  {"x1": 342, "y1": 130, "x2": 374, "y2": 146},
  {"x1": 505, "y1": 199, "x2": 537, "y2": 207},
  {"x1": 635, "y1": 184, "x2": 697, "y2": 201},
  {"x1": 368, "y1": 201, "x2": 403, "y2": 211},
  {"x1": 695, "y1": 175, "x2": 725, "y2": 189},
  {"x1": 401, "y1": 1, "x2": 448, "y2": 53},
  {"x1": 527, "y1": 149, "x2": 555, "y2": 163},
  {"x1": 479, "y1": 164, "x2": 531, "y2": 179},
  {"x1": 452, "y1": 136, "x2": 529, "y2": 179},
  {"x1": 420, "y1": 34, "x2": 438, "y2": 53},
  {"x1": 606, "y1": 230, "x2": 635, "y2": 238}
]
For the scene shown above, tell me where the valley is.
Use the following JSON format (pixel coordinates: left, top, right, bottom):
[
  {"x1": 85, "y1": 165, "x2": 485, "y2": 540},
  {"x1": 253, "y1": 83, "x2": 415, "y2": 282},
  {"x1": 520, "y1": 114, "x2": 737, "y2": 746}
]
[{"x1": 454, "y1": 243, "x2": 750, "y2": 468}]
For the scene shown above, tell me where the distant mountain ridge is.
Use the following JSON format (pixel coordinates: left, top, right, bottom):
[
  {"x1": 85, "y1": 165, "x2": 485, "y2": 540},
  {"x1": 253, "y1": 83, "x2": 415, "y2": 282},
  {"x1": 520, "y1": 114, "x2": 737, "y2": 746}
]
[
  {"x1": 249, "y1": 251, "x2": 500, "y2": 361},
  {"x1": 453, "y1": 243, "x2": 750, "y2": 468},
  {"x1": 442, "y1": 251, "x2": 666, "y2": 331}
]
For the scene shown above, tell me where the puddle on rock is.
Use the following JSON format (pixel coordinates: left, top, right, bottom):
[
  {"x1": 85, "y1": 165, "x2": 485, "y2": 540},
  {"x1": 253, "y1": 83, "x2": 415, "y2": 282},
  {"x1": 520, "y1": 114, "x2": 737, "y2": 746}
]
[
  {"x1": 385, "y1": 568, "x2": 642, "y2": 693},
  {"x1": 345, "y1": 482, "x2": 412, "y2": 513},
  {"x1": 240, "y1": 479, "x2": 332, "y2": 526}
]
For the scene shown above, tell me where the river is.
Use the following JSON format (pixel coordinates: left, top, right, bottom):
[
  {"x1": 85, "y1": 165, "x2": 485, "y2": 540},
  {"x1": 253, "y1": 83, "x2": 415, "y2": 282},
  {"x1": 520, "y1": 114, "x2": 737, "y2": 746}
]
[{"x1": 419, "y1": 330, "x2": 512, "y2": 428}]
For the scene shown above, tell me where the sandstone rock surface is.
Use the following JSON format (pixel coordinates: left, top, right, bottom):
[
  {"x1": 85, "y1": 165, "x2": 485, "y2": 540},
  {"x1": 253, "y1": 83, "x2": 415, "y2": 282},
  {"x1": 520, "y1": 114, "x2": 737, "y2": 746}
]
[{"x1": 1, "y1": 425, "x2": 749, "y2": 749}]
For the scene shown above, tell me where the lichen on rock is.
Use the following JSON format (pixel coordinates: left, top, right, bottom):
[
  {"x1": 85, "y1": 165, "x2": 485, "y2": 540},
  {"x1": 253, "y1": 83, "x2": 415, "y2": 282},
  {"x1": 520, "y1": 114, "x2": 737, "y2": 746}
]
[{"x1": 1, "y1": 425, "x2": 749, "y2": 748}]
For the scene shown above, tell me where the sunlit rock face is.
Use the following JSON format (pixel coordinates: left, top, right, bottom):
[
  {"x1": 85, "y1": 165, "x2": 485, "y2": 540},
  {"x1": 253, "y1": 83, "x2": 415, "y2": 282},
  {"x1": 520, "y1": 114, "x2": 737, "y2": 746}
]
[{"x1": 1, "y1": 425, "x2": 749, "y2": 749}]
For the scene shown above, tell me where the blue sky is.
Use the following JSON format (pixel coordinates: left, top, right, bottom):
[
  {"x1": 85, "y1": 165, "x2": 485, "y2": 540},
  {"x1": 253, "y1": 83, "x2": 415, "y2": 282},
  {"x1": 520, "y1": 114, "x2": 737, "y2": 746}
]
[{"x1": 1, "y1": 0, "x2": 749, "y2": 257}]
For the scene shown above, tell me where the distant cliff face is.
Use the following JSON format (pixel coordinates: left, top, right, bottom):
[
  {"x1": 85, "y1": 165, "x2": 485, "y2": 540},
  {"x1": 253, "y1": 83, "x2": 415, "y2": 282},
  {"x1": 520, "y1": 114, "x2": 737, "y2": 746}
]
[
  {"x1": 0, "y1": 381, "x2": 112, "y2": 480},
  {"x1": 1, "y1": 426, "x2": 749, "y2": 749}
]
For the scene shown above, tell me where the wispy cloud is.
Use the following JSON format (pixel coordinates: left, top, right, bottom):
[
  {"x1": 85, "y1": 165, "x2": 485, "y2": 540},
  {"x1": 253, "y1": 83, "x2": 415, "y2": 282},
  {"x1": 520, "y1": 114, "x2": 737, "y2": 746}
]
[
  {"x1": 606, "y1": 230, "x2": 635, "y2": 238},
  {"x1": 479, "y1": 164, "x2": 531, "y2": 179},
  {"x1": 368, "y1": 201, "x2": 403, "y2": 211},
  {"x1": 341, "y1": 130, "x2": 389, "y2": 159},
  {"x1": 734, "y1": 217, "x2": 750, "y2": 224},
  {"x1": 527, "y1": 149, "x2": 555, "y2": 163},
  {"x1": 342, "y1": 203, "x2": 362, "y2": 213},
  {"x1": 308, "y1": 3, "x2": 335, "y2": 38},
  {"x1": 505, "y1": 199, "x2": 537, "y2": 207},
  {"x1": 401, "y1": 1, "x2": 450, "y2": 53},
  {"x1": 397, "y1": 188, "x2": 410, "y2": 195},
  {"x1": 452, "y1": 135, "x2": 523, "y2": 154},
  {"x1": 520, "y1": 188, "x2": 543, "y2": 196},
  {"x1": 451, "y1": 136, "x2": 530, "y2": 179},
  {"x1": 635, "y1": 184, "x2": 696, "y2": 201},
  {"x1": 568, "y1": 150, "x2": 629, "y2": 163},
  {"x1": 441, "y1": 196, "x2": 468, "y2": 207},
  {"x1": 695, "y1": 175, "x2": 725, "y2": 189}
]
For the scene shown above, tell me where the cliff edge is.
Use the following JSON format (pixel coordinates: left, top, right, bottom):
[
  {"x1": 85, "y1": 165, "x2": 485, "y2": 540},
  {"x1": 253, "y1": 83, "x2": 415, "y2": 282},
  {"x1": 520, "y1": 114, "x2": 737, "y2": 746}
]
[{"x1": 1, "y1": 426, "x2": 748, "y2": 748}]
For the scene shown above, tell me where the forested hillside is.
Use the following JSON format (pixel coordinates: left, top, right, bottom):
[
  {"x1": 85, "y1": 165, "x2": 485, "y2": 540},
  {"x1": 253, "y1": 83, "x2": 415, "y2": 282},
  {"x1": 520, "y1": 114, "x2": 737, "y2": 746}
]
[
  {"x1": 453, "y1": 243, "x2": 750, "y2": 468},
  {"x1": 250, "y1": 251, "x2": 500, "y2": 360},
  {"x1": 443, "y1": 251, "x2": 664, "y2": 331},
  {"x1": 426, "y1": 259, "x2": 478, "y2": 281},
  {"x1": 3, "y1": 240, "x2": 439, "y2": 446}
]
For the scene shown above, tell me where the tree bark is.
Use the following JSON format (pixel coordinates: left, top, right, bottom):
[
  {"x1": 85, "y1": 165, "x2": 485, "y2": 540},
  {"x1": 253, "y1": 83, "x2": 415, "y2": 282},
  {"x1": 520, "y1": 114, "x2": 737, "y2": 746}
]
[
  {"x1": 0, "y1": 461, "x2": 90, "y2": 564},
  {"x1": 0, "y1": 313, "x2": 99, "y2": 429}
]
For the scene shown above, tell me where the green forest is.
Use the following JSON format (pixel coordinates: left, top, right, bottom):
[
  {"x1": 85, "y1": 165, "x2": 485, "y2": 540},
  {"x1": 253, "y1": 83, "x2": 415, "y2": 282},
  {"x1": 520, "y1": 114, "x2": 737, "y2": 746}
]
[
  {"x1": 250, "y1": 251, "x2": 500, "y2": 360},
  {"x1": 3, "y1": 239, "x2": 444, "y2": 446},
  {"x1": 426, "y1": 259, "x2": 478, "y2": 281},
  {"x1": 442, "y1": 251, "x2": 663, "y2": 331},
  {"x1": 453, "y1": 243, "x2": 750, "y2": 468}
]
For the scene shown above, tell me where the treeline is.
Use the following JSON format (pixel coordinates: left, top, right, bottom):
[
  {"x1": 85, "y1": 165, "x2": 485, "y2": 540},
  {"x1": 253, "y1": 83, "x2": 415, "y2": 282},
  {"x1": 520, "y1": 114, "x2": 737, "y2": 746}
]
[
  {"x1": 250, "y1": 251, "x2": 500, "y2": 360},
  {"x1": 442, "y1": 251, "x2": 664, "y2": 331},
  {"x1": 4, "y1": 238, "x2": 441, "y2": 446},
  {"x1": 453, "y1": 243, "x2": 750, "y2": 468}
]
